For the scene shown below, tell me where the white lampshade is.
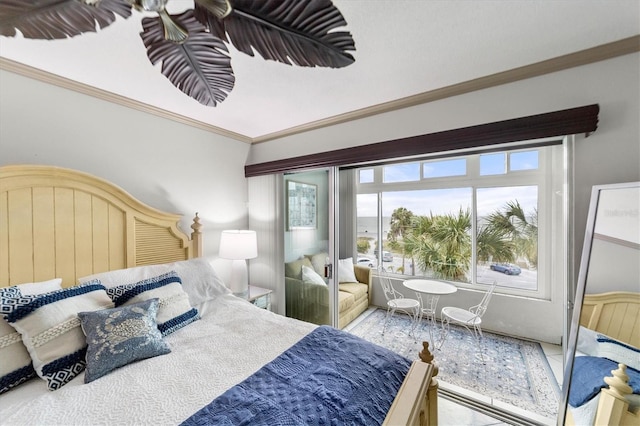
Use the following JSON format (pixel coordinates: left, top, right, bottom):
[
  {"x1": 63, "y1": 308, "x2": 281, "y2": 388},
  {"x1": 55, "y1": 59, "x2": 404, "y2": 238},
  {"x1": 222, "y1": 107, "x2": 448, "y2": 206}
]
[
  {"x1": 219, "y1": 230, "x2": 258, "y2": 260},
  {"x1": 219, "y1": 230, "x2": 257, "y2": 299}
]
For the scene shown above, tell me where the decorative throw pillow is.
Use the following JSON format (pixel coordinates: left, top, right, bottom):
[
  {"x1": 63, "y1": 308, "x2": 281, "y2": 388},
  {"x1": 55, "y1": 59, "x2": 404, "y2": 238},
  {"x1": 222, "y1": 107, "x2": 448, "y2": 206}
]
[
  {"x1": 1, "y1": 279, "x2": 65, "y2": 394},
  {"x1": 78, "y1": 258, "x2": 230, "y2": 307},
  {"x1": 338, "y1": 257, "x2": 358, "y2": 283},
  {"x1": 0, "y1": 281, "x2": 113, "y2": 391},
  {"x1": 284, "y1": 257, "x2": 313, "y2": 279},
  {"x1": 596, "y1": 333, "x2": 640, "y2": 371},
  {"x1": 79, "y1": 298, "x2": 171, "y2": 383},
  {"x1": 0, "y1": 317, "x2": 34, "y2": 394},
  {"x1": 305, "y1": 252, "x2": 329, "y2": 276},
  {"x1": 105, "y1": 271, "x2": 199, "y2": 336},
  {"x1": 302, "y1": 265, "x2": 326, "y2": 286}
]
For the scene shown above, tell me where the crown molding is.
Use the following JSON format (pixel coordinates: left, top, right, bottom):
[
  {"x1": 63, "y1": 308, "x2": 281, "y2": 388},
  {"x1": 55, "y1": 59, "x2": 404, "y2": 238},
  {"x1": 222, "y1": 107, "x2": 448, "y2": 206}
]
[
  {"x1": 252, "y1": 35, "x2": 639, "y2": 143},
  {"x1": 0, "y1": 57, "x2": 253, "y2": 144},
  {"x1": 1, "y1": 35, "x2": 637, "y2": 145}
]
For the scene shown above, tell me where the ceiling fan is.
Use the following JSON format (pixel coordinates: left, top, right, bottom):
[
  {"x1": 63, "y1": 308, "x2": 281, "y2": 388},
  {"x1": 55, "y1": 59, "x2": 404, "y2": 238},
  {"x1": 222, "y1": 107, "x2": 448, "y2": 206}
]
[{"x1": 0, "y1": 0, "x2": 356, "y2": 107}]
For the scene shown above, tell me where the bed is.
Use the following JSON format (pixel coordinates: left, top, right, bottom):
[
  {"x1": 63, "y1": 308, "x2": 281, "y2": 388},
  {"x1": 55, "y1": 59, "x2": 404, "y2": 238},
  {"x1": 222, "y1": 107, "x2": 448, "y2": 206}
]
[
  {"x1": 0, "y1": 164, "x2": 438, "y2": 425},
  {"x1": 566, "y1": 291, "x2": 640, "y2": 425}
]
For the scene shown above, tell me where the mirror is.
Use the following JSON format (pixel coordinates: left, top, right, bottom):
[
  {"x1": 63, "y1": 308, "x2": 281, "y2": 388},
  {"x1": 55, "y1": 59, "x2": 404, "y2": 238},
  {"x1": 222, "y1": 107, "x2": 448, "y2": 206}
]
[{"x1": 559, "y1": 182, "x2": 640, "y2": 425}]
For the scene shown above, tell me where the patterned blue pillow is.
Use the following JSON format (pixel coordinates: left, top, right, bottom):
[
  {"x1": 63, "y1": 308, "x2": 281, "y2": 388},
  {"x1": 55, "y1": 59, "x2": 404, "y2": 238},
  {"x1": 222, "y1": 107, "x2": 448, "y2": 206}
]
[
  {"x1": 105, "y1": 271, "x2": 199, "y2": 336},
  {"x1": 0, "y1": 282, "x2": 113, "y2": 390},
  {"x1": 79, "y1": 298, "x2": 171, "y2": 383}
]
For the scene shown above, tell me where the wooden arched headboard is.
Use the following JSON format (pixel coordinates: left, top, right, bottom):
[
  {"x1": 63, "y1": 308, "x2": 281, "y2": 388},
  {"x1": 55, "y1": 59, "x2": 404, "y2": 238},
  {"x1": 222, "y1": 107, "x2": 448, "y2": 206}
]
[
  {"x1": 0, "y1": 165, "x2": 202, "y2": 287},
  {"x1": 580, "y1": 291, "x2": 640, "y2": 347}
]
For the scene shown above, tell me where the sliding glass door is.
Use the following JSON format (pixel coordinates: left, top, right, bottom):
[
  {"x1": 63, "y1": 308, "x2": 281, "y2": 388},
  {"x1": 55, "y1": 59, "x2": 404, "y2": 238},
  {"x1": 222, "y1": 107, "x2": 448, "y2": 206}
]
[{"x1": 283, "y1": 169, "x2": 338, "y2": 327}]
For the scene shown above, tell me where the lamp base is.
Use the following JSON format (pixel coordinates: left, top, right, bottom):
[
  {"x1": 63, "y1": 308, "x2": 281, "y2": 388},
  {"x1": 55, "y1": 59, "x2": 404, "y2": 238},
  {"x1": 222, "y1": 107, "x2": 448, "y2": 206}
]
[{"x1": 229, "y1": 259, "x2": 249, "y2": 300}]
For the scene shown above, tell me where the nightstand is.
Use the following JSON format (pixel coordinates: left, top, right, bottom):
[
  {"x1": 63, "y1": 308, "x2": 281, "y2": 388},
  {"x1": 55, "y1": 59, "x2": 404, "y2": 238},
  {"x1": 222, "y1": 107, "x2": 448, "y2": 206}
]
[{"x1": 249, "y1": 285, "x2": 273, "y2": 311}]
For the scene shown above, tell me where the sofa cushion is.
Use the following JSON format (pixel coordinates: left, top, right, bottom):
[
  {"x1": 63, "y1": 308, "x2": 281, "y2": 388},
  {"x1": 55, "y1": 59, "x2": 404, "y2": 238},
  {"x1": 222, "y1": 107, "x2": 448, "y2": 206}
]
[
  {"x1": 284, "y1": 258, "x2": 313, "y2": 279},
  {"x1": 338, "y1": 258, "x2": 358, "y2": 283},
  {"x1": 305, "y1": 252, "x2": 328, "y2": 276},
  {"x1": 339, "y1": 283, "x2": 369, "y2": 301},
  {"x1": 302, "y1": 265, "x2": 326, "y2": 286},
  {"x1": 338, "y1": 291, "x2": 355, "y2": 312}
]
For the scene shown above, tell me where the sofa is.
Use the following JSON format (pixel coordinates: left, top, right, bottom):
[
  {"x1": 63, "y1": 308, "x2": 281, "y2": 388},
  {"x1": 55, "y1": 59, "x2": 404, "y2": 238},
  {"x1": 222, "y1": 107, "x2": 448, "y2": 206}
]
[{"x1": 284, "y1": 253, "x2": 372, "y2": 329}]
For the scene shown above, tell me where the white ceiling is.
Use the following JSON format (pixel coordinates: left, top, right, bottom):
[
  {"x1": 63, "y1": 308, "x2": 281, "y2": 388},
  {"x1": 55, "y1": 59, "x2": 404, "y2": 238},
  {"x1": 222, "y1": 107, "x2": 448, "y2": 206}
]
[{"x1": 0, "y1": 1, "x2": 638, "y2": 142}]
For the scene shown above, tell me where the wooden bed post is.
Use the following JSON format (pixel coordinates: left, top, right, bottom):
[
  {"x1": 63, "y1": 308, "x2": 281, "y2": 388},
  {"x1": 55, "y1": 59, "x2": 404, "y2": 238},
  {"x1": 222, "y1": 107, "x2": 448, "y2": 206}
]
[
  {"x1": 594, "y1": 364, "x2": 635, "y2": 426},
  {"x1": 419, "y1": 342, "x2": 439, "y2": 426},
  {"x1": 383, "y1": 341, "x2": 438, "y2": 426},
  {"x1": 191, "y1": 213, "x2": 203, "y2": 258}
]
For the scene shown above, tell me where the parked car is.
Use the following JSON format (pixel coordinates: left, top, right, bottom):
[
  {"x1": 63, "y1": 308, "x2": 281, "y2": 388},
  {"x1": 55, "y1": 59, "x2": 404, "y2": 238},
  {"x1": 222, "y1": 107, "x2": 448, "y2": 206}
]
[
  {"x1": 373, "y1": 249, "x2": 393, "y2": 262},
  {"x1": 357, "y1": 257, "x2": 376, "y2": 268},
  {"x1": 490, "y1": 263, "x2": 522, "y2": 275}
]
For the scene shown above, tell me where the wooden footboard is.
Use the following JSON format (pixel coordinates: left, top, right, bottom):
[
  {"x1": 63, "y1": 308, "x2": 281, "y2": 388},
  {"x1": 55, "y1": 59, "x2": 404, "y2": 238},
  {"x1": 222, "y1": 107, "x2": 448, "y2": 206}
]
[{"x1": 384, "y1": 342, "x2": 438, "y2": 426}]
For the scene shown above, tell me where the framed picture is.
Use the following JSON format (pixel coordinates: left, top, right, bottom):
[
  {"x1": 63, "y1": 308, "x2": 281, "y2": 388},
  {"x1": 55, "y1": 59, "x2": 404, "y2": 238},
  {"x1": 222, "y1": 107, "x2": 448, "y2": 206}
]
[{"x1": 287, "y1": 180, "x2": 317, "y2": 230}]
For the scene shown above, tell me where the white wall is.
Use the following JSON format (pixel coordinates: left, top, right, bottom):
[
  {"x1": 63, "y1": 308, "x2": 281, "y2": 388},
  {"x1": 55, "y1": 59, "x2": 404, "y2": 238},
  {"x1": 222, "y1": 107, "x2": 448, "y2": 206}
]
[
  {"x1": 1, "y1": 52, "x2": 637, "y2": 343},
  {"x1": 0, "y1": 69, "x2": 252, "y2": 280},
  {"x1": 247, "y1": 53, "x2": 640, "y2": 343}
]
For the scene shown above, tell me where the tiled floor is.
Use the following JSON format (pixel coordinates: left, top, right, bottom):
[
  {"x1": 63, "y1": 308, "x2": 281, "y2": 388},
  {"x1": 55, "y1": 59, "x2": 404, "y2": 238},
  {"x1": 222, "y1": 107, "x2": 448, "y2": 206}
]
[{"x1": 438, "y1": 396, "x2": 511, "y2": 425}]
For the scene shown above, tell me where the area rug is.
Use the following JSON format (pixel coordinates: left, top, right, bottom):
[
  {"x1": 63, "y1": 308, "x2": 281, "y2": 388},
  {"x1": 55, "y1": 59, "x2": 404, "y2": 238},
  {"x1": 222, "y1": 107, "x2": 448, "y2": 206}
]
[{"x1": 346, "y1": 309, "x2": 560, "y2": 420}]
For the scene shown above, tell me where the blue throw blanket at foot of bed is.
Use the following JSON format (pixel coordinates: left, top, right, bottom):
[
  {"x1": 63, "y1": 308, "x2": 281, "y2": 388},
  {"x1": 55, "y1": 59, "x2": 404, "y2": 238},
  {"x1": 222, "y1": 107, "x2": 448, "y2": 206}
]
[{"x1": 182, "y1": 325, "x2": 412, "y2": 426}]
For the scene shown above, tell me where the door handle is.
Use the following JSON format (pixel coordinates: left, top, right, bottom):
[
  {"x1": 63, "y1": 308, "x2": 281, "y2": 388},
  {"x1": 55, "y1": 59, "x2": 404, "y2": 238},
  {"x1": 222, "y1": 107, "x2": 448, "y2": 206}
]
[{"x1": 324, "y1": 263, "x2": 333, "y2": 279}]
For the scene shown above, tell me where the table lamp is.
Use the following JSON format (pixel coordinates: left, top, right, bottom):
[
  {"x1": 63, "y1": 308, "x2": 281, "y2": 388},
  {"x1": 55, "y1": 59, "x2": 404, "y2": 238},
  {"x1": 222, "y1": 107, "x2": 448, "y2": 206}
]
[{"x1": 219, "y1": 230, "x2": 257, "y2": 299}]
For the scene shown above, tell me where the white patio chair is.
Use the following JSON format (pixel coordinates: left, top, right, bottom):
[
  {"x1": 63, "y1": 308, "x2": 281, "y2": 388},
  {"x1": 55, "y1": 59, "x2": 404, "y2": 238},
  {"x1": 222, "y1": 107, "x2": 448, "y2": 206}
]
[
  {"x1": 378, "y1": 267, "x2": 420, "y2": 338},
  {"x1": 439, "y1": 281, "x2": 497, "y2": 361}
]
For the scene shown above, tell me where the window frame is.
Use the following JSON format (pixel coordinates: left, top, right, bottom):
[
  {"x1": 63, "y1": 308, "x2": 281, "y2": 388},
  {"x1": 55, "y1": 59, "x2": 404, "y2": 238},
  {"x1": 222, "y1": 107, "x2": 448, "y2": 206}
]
[{"x1": 356, "y1": 144, "x2": 561, "y2": 300}]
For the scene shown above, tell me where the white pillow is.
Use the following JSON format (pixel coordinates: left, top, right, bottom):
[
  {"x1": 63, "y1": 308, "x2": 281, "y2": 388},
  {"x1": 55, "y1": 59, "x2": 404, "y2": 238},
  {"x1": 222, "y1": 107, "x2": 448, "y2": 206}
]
[
  {"x1": 576, "y1": 326, "x2": 599, "y2": 357},
  {"x1": 302, "y1": 265, "x2": 326, "y2": 286},
  {"x1": 79, "y1": 258, "x2": 230, "y2": 307},
  {"x1": 0, "y1": 278, "x2": 63, "y2": 394},
  {"x1": 16, "y1": 278, "x2": 63, "y2": 295},
  {"x1": 306, "y1": 252, "x2": 328, "y2": 276},
  {"x1": 338, "y1": 257, "x2": 358, "y2": 283}
]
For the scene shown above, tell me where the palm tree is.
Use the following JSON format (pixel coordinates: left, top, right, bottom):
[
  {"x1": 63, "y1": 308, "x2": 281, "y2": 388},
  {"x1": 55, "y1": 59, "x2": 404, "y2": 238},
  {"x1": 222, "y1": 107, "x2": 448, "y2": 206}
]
[
  {"x1": 409, "y1": 208, "x2": 471, "y2": 281},
  {"x1": 484, "y1": 200, "x2": 538, "y2": 267},
  {"x1": 476, "y1": 226, "x2": 515, "y2": 263},
  {"x1": 387, "y1": 207, "x2": 414, "y2": 273}
]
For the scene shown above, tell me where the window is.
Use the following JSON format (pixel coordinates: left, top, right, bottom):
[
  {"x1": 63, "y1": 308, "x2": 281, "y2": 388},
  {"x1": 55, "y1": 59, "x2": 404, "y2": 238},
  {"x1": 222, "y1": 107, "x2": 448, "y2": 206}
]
[
  {"x1": 423, "y1": 158, "x2": 466, "y2": 178},
  {"x1": 359, "y1": 169, "x2": 374, "y2": 183},
  {"x1": 383, "y1": 163, "x2": 420, "y2": 183},
  {"x1": 480, "y1": 153, "x2": 506, "y2": 175},
  {"x1": 355, "y1": 146, "x2": 562, "y2": 299}
]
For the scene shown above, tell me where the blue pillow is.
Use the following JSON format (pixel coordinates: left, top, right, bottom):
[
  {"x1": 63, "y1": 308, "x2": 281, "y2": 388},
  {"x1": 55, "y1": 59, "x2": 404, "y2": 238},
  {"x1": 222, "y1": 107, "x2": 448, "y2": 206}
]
[
  {"x1": 569, "y1": 356, "x2": 640, "y2": 407},
  {"x1": 79, "y1": 298, "x2": 171, "y2": 383},
  {"x1": 105, "y1": 271, "x2": 199, "y2": 336}
]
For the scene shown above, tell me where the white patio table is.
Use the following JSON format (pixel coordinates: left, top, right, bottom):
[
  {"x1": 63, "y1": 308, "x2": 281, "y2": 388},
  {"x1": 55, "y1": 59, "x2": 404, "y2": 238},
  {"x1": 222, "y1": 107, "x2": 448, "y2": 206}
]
[{"x1": 403, "y1": 279, "x2": 457, "y2": 348}]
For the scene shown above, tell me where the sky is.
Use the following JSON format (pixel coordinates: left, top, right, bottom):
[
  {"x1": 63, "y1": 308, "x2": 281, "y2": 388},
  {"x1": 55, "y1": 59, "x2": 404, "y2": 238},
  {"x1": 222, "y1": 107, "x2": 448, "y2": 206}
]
[
  {"x1": 358, "y1": 185, "x2": 538, "y2": 218},
  {"x1": 357, "y1": 151, "x2": 540, "y2": 218}
]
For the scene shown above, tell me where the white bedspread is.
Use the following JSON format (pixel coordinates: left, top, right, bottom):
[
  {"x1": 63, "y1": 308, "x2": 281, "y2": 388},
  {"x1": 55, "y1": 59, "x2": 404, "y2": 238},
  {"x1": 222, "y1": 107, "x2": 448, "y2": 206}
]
[{"x1": 0, "y1": 295, "x2": 316, "y2": 426}]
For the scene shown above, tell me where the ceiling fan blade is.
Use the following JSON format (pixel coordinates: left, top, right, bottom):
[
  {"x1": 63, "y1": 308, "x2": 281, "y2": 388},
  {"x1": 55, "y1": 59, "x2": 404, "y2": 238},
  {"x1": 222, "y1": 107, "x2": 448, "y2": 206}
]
[
  {"x1": 140, "y1": 10, "x2": 235, "y2": 107},
  {"x1": 195, "y1": 0, "x2": 232, "y2": 19},
  {"x1": 0, "y1": 0, "x2": 132, "y2": 39},
  {"x1": 195, "y1": 0, "x2": 355, "y2": 68}
]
